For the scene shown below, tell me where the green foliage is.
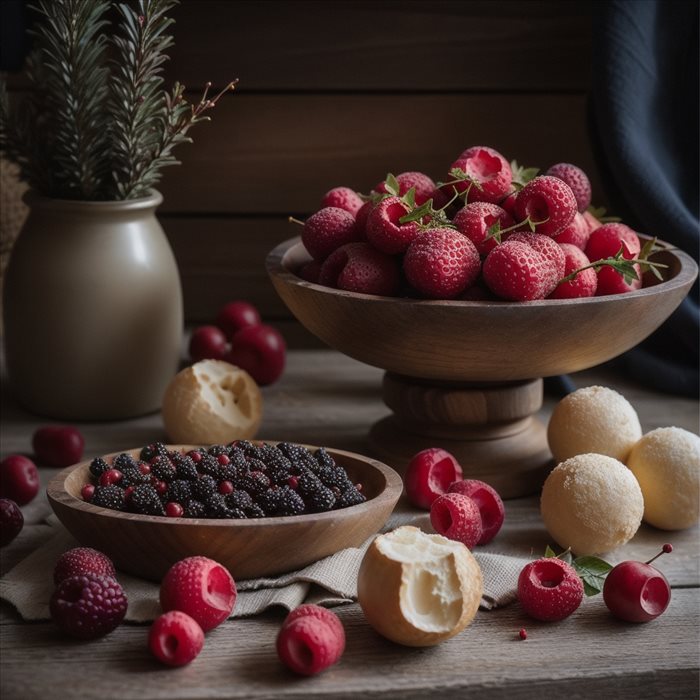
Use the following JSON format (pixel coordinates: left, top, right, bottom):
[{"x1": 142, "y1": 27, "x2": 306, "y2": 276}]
[{"x1": 0, "y1": 0, "x2": 235, "y2": 201}]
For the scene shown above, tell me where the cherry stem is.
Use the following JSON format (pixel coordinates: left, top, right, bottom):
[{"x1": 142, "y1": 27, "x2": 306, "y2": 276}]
[
  {"x1": 288, "y1": 216, "x2": 304, "y2": 226},
  {"x1": 645, "y1": 543, "x2": 673, "y2": 566}
]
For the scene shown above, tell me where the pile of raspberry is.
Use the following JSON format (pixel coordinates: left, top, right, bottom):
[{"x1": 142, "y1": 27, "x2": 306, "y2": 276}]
[{"x1": 83, "y1": 441, "x2": 366, "y2": 519}]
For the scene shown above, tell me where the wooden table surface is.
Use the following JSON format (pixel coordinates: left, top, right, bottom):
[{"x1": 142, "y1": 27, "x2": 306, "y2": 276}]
[{"x1": 1, "y1": 350, "x2": 698, "y2": 699}]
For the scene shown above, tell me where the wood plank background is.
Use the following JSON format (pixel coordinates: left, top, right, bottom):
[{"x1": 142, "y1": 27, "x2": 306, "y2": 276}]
[{"x1": 4, "y1": 0, "x2": 604, "y2": 334}]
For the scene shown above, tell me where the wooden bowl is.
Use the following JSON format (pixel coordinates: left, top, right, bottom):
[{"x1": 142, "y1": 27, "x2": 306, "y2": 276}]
[
  {"x1": 266, "y1": 235, "x2": 698, "y2": 497},
  {"x1": 266, "y1": 236, "x2": 697, "y2": 382},
  {"x1": 47, "y1": 445, "x2": 402, "y2": 582}
]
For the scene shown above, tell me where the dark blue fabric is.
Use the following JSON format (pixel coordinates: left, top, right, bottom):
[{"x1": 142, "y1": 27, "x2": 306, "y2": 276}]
[{"x1": 588, "y1": 0, "x2": 699, "y2": 398}]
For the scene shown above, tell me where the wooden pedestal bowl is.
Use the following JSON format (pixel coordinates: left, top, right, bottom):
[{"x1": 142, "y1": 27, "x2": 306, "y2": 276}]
[
  {"x1": 266, "y1": 236, "x2": 698, "y2": 498},
  {"x1": 47, "y1": 445, "x2": 402, "y2": 582}
]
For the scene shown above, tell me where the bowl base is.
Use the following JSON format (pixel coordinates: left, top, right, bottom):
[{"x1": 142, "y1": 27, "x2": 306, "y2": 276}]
[{"x1": 368, "y1": 374, "x2": 554, "y2": 499}]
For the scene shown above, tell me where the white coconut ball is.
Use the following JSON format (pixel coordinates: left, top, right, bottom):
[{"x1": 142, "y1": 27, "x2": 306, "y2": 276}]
[
  {"x1": 627, "y1": 426, "x2": 700, "y2": 530},
  {"x1": 547, "y1": 385, "x2": 642, "y2": 463},
  {"x1": 540, "y1": 453, "x2": 644, "y2": 555}
]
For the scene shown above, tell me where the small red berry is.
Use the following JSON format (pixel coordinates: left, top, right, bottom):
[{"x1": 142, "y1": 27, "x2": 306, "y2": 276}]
[
  {"x1": 124, "y1": 485, "x2": 135, "y2": 500},
  {"x1": 53, "y1": 547, "x2": 116, "y2": 585},
  {"x1": 218, "y1": 480, "x2": 234, "y2": 495},
  {"x1": 549, "y1": 244, "x2": 597, "y2": 299},
  {"x1": 139, "y1": 463, "x2": 151, "y2": 475},
  {"x1": 32, "y1": 425, "x2": 85, "y2": 467},
  {"x1": 449, "y1": 146, "x2": 513, "y2": 204},
  {"x1": 165, "y1": 502, "x2": 184, "y2": 518},
  {"x1": 365, "y1": 196, "x2": 420, "y2": 255},
  {"x1": 374, "y1": 171, "x2": 436, "y2": 206},
  {"x1": 215, "y1": 301, "x2": 261, "y2": 339},
  {"x1": 662, "y1": 543, "x2": 673, "y2": 554},
  {"x1": 217, "y1": 454, "x2": 230, "y2": 465},
  {"x1": 160, "y1": 556, "x2": 237, "y2": 632},
  {"x1": 0, "y1": 498, "x2": 24, "y2": 547},
  {"x1": 0, "y1": 455, "x2": 40, "y2": 505},
  {"x1": 149, "y1": 611, "x2": 205, "y2": 667},
  {"x1": 154, "y1": 480, "x2": 168, "y2": 495},
  {"x1": 302, "y1": 206, "x2": 360, "y2": 261},
  {"x1": 189, "y1": 451, "x2": 203, "y2": 463},
  {"x1": 287, "y1": 476, "x2": 299, "y2": 490},
  {"x1": 276, "y1": 613, "x2": 345, "y2": 676},
  {"x1": 227, "y1": 324, "x2": 286, "y2": 386},
  {"x1": 430, "y1": 493, "x2": 483, "y2": 550},
  {"x1": 518, "y1": 558, "x2": 584, "y2": 622},
  {"x1": 545, "y1": 163, "x2": 592, "y2": 213},
  {"x1": 585, "y1": 222, "x2": 641, "y2": 262},
  {"x1": 319, "y1": 242, "x2": 400, "y2": 296},
  {"x1": 404, "y1": 448, "x2": 463, "y2": 509},
  {"x1": 447, "y1": 479, "x2": 505, "y2": 544},
  {"x1": 519, "y1": 628, "x2": 528, "y2": 640},
  {"x1": 81, "y1": 483, "x2": 95, "y2": 501},
  {"x1": 99, "y1": 469, "x2": 123, "y2": 486},
  {"x1": 188, "y1": 325, "x2": 228, "y2": 362},
  {"x1": 453, "y1": 201, "x2": 515, "y2": 255},
  {"x1": 514, "y1": 175, "x2": 577, "y2": 237},
  {"x1": 321, "y1": 186, "x2": 364, "y2": 217}
]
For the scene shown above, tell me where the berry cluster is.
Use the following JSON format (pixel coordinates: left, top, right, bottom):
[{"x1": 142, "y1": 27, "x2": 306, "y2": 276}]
[
  {"x1": 82, "y1": 441, "x2": 366, "y2": 519},
  {"x1": 294, "y1": 147, "x2": 666, "y2": 302},
  {"x1": 188, "y1": 300, "x2": 286, "y2": 386}
]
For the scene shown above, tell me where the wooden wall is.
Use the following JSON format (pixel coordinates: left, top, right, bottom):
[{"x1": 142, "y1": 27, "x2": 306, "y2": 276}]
[{"x1": 8, "y1": 0, "x2": 601, "y2": 344}]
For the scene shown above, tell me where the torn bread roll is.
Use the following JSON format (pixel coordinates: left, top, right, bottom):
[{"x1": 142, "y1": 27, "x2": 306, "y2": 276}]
[
  {"x1": 162, "y1": 360, "x2": 263, "y2": 445},
  {"x1": 357, "y1": 525, "x2": 482, "y2": 647}
]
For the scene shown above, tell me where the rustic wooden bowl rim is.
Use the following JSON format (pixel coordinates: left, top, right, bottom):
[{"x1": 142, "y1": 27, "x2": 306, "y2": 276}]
[
  {"x1": 47, "y1": 444, "x2": 403, "y2": 528},
  {"x1": 266, "y1": 235, "x2": 698, "y2": 307}
]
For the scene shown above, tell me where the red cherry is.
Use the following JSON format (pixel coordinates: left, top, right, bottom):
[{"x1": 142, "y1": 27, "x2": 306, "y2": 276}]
[
  {"x1": 32, "y1": 426, "x2": 84, "y2": 467},
  {"x1": 99, "y1": 469, "x2": 123, "y2": 487},
  {"x1": 447, "y1": 479, "x2": 505, "y2": 544},
  {"x1": 215, "y1": 301, "x2": 261, "y2": 338},
  {"x1": 188, "y1": 325, "x2": 228, "y2": 362},
  {"x1": 165, "y1": 502, "x2": 184, "y2": 518},
  {"x1": 603, "y1": 545, "x2": 672, "y2": 623},
  {"x1": 226, "y1": 324, "x2": 286, "y2": 386},
  {"x1": 217, "y1": 454, "x2": 230, "y2": 465},
  {"x1": 81, "y1": 484, "x2": 95, "y2": 502},
  {"x1": 404, "y1": 448, "x2": 463, "y2": 509},
  {"x1": 218, "y1": 480, "x2": 234, "y2": 495},
  {"x1": 0, "y1": 455, "x2": 40, "y2": 505},
  {"x1": 0, "y1": 498, "x2": 24, "y2": 546}
]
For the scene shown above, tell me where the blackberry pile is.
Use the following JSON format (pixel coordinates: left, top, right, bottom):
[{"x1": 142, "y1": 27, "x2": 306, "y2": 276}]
[{"x1": 84, "y1": 441, "x2": 366, "y2": 519}]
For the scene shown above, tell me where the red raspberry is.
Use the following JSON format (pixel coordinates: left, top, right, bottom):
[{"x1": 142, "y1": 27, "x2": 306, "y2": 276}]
[
  {"x1": 508, "y1": 232, "x2": 565, "y2": 280},
  {"x1": 596, "y1": 263, "x2": 642, "y2": 296},
  {"x1": 447, "y1": 479, "x2": 505, "y2": 545},
  {"x1": 160, "y1": 556, "x2": 237, "y2": 632},
  {"x1": 500, "y1": 191, "x2": 518, "y2": 218},
  {"x1": 545, "y1": 162, "x2": 592, "y2": 213},
  {"x1": 283, "y1": 604, "x2": 345, "y2": 643},
  {"x1": 149, "y1": 611, "x2": 205, "y2": 667},
  {"x1": 276, "y1": 613, "x2": 345, "y2": 676},
  {"x1": 297, "y1": 260, "x2": 322, "y2": 283},
  {"x1": 54, "y1": 547, "x2": 116, "y2": 585},
  {"x1": 404, "y1": 447, "x2": 463, "y2": 509},
  {"x1": 517, "y1": 558, "x2": 584, "y2": 621},
  {"x1": 585, "y1": 222, "x2": 641, "y2": 262},
  {"x1": 403, "y1": 228, "x2": 480, "y2": 299},
  {"x1": 50, "y1": 574, "x2": 128, "y2": 639},
  {"x1": 453, "y1": 202, "x2": 515, "y2": 255},
  {"x1": 0, "y1": 498, "x2": 24, "y2": 547},
  {"x1": 302, "y1": 207, "x2": 360, "y2": 261},
  {"x1": 449, "y1": 146, "x2": 512, "y2": 204},
  {"x1": 321, "y1": 187, "x2": 364, "y2": 217},
  {"x1": 549, "y1": 244, "x2": 597, "y2": 299},
  {"x1": 430, "y1": 493, "x2": 483, "y2": 550},
  {"x1": 353, "y1": 200, "x2": 374, "y2": 237},
  {"x1": 374, "y1": 171, "x2": 437, "y2": 205},
  {"x1": 483, "y1": 240, "x2": 559, "y2": 301},
  {"x1": 0, "y1": 455, "x2": 40, "y2": 505},
  {"x1": 319, "y1": 242, "x2": 400, "y2": 296},
  {"x1": 555, "y1": 211, "x2": 590, "y2": 250},
  {"x1": 32, "y1": 425, "x2": 85, "y2": 468},
  {"x1": 366, "y1": 196, "x2": 420, "y2": 254},
  {"x1": 514, "y1": 175, "x2": 577, "y2": 237}
]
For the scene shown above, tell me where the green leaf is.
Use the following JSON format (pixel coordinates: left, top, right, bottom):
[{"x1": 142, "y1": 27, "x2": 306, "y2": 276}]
[
  {"x1": 385, "y1": 173, "x2": 400, "y2": 197},
  {"x1": 544, "y1": 545, "x2": 557, "y2": 558},
  {"x1": 402, "y1": 186, "x2": 416, "y2": 209},
  {"x1": 573, "y1": 556, "x2": 613, "y2": 596},
  {"x1": 485, "y1": 220, "x2": 502, "y2": 243},
  {"x1": 510, "y1": 159, "x2": 539, "y2": 189},
  {"x1": 587, "y1": 205, "x2": 607, "y2": 219}
]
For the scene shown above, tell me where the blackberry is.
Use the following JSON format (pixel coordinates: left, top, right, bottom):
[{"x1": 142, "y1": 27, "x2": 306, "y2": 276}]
[
  {"x1": 172, "y1": 454, "x2": 199, "y2": 481},
  {"x1": 317, "y1": 465, "x2": 352, "y2": 490},
  {"x1": 314, "y1": 447, "x2": 336, "y2": 469},
  {"x1": 229, "y1": 508, "x2": 247, "y2": 519},
  {"x1": 277, "y1": 442, "x2": 314, "y2": 465},
  {"x1": 89, "y1": 457, "x2": 111, "y2": 478},
  {"x1": 335, "y1": 485, "x2": 366, "y2": 509},
  {"x1": 119, "y1": 467, "x2": 150, "y2": 488},
  {"x1": 129, "y1": 484, "x2": 166, "y2": 516},
  {"x1": 256, "y1": 489, "x2": 282, "y2": 516},
  {"x1": 207, "y1": 444, "x2": 229, "y2": 457},
  {"x1": 113, "y1": 453, "x2": 139, "y2": 471},
  {"x1": 150, "y1": 456, "x2": 177, "y2": 483},
  {"x1": 247, "y1": 458, "x2": 268, "y2": 474},
  {"x1": 140, "y1": 442, "x2": 170, "y2": 461},
  {"x1": 297, "y1": 471, "x2": 325, "y2": 497},
  {"x1": 245, "y1": 504, "x2": 266, "y2": 518},
  {"x1": 204, "y1": 494, "x2": 232, "y2": 519},
  {"x1": 238, "y1": 470, "x2": 271, "y2": 496},
  {"x1": 277, "y1": 487, "x2": 305, "y2": 516},
  {"x1": 192, "y1": 475, "x2": 217, "y2": 502},
  {"x1": 267, "y1": 466, "x2": 293, "y2": 487},
  {"x1": 234, "y1": 440, "x2": 257, "y2": 456},
  {"x1": 228, "y1": 447, "x2": 248, "y2": 471},
  {"x1": 217, "y1": 465, "x2": 238, "y2": 483},
  {"x1": 197, "y1": 454, "x2": 220, "y2": 479},
  {"x1": 168, "y1": 479, "x2": 193, "y2": 505},
  {"x1": 226, "y1": 490, "x2": 253, "y2": 512},
  {"x1": 259, "y1": 444, "x2": 291, "y2": 470},
  {"x1": 184, "y1": 499, "x2": 206, "y2": 518},
  {"x1": 304, "y1": 486, "x2": 336, "y2": 513},
  {"x1": 91, "y1": 485, "x2": 125, "y2": 511}
]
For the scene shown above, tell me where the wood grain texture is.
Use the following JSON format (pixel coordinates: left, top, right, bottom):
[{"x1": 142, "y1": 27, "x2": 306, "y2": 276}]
[
  {"x1": 47, "y1": 446, "x2": 402, "y2": 582},
  {"x1": 164, "y1": 0, "x2": 593, "y2": 92},
  {"x1": 1, "y1": 351, "x2": 698, "y2": 699}
]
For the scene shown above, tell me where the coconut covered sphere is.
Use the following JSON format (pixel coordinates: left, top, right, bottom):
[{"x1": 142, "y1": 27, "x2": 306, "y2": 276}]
[
  {"x1": 627, "y1": 426, "x2": 700, "y2": 530},
  {"x1": 547, "y1": 386, "x2": 642, "y2": 463},
  {"x1": 540, "y1": 453, "x2": 644, "y2": 555}
]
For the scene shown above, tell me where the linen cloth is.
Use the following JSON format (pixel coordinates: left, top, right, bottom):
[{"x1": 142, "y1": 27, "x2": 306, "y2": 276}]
[{"x1": 0, "y1": 514, "x2": 528, "y2": 622}]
